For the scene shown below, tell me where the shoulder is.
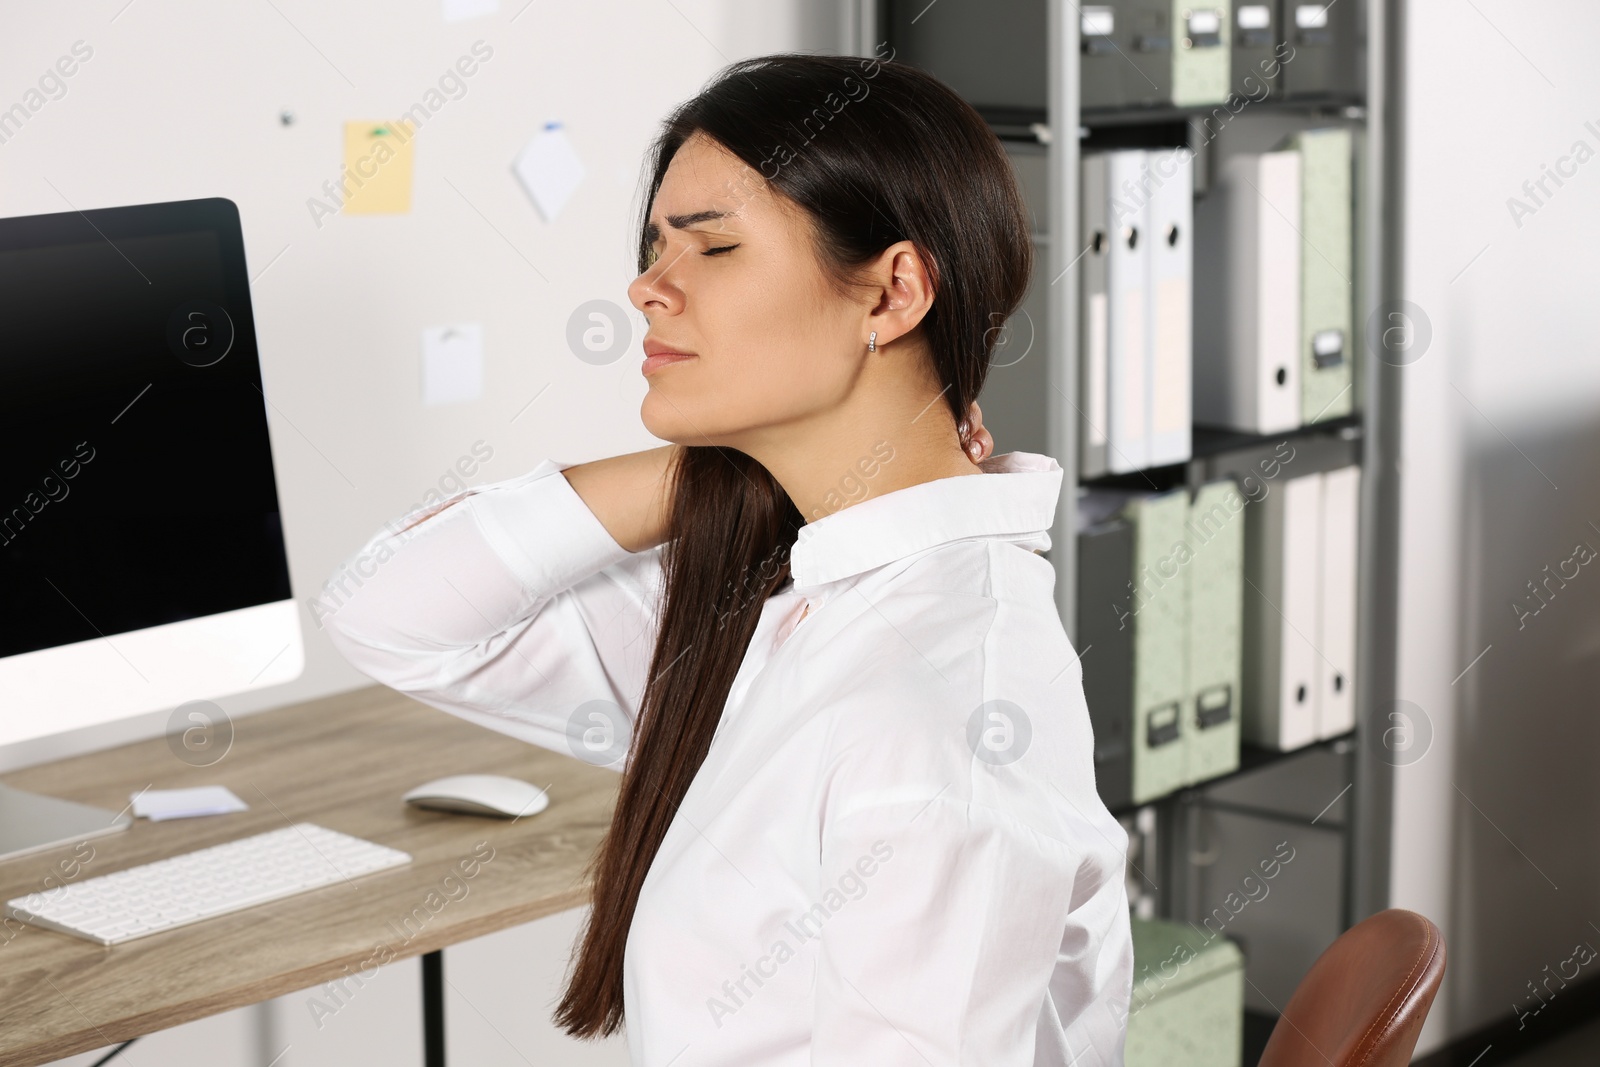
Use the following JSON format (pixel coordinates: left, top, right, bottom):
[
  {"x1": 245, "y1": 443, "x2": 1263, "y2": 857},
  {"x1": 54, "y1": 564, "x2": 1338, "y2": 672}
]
[
  {"x1": 816, "y1": 538, "x2": 1077, "y2": 714},
  {"x1": 894, "y1": 534, "x2": 1058, "y2": 599},
  {"x1": 815, "y1": 590, "x2": 1087, "y2": 778},
  {"x1": 800, "y1": 541, "x2": 1105, "y2": 828}
]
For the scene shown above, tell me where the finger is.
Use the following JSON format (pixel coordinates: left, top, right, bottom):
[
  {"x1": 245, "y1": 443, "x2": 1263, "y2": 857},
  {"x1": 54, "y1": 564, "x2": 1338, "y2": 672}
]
[{"x1": 975, "y1": 427, "x2": 994, "y2": 461}]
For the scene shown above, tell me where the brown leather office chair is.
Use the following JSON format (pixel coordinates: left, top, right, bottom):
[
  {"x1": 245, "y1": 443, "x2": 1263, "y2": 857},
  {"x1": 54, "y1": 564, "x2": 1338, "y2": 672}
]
[{"x1": 1258, "y1": 908, "x2": 1446, "y2": 1067}]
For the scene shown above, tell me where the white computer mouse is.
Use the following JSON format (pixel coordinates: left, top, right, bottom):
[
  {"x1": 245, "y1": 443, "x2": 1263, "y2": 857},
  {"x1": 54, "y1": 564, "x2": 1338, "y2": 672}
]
[{"x1": 402, "y1": 774, "x2": 550, "y2": 819}]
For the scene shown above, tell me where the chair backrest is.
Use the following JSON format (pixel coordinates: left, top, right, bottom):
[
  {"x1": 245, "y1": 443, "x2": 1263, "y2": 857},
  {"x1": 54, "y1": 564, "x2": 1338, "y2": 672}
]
[{"x1": 1257, "y1": 908, "x2": 1446, "y2": 1067}]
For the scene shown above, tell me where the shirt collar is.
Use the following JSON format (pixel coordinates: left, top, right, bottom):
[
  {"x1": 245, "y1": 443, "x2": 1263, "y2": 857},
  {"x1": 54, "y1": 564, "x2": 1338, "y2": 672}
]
[{"x1": 787, "y1": 451, "x2": 1065, "y2": 596}]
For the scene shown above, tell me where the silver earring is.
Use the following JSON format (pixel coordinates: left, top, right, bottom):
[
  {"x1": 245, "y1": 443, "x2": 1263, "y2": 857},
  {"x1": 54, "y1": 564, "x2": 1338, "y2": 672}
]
[{"x1": 867, "y1": 331, "x2": 878, "y2": 353}]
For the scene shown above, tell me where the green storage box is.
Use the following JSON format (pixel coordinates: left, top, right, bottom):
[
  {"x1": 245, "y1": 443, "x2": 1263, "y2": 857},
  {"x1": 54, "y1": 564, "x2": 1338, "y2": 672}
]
[
  {"x1": 1124, "y1": 489, "x2": 1192, "y2": 805},
  {"x1": 1125, "y1": 916, "x2": 1245, "y2": 1067}
]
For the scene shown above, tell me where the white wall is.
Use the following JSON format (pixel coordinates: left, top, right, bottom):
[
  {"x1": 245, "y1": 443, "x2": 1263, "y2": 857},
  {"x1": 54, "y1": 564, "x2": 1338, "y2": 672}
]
[
  {"x1": 3, "y1": 2, "x2": 847, "y2": 1064},
  {"x1": 1392, "y1": 0, "x2": 1600, "y2": 1056}
]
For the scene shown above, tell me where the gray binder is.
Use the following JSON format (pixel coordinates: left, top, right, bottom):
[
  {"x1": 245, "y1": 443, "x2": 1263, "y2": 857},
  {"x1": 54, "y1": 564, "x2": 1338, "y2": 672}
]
[
  {"x1": 885, "y1": 0, "x2": 1047, "y2": 117},
  {"x1": 1276, "y1": 0, "x2": 1363, "y2": 98},
  {"x1": 1077, "y1": 513, "x2": 1135, "y2": 812},
  {"x1": 1230, "y1": 1, "x2": 1282, "y2": 100},
  {"x1": 1081, "y1": 1, "x2": 1175, "y2": 110},
  {"x1": 980, "y1": 143, "x2": 1052, "y2": 460}
]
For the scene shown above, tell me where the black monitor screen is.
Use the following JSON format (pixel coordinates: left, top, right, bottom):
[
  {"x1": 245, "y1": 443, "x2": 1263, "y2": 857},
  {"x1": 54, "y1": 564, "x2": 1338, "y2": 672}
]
[{"x1": 0, "y1": 198, "x2": 291, "y2": 660}]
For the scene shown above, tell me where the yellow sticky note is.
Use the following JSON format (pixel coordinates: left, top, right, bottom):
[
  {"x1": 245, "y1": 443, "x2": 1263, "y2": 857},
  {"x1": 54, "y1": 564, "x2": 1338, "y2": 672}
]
[{"x1": 342, "y1": 120, "x2": 414, "y2": 215}]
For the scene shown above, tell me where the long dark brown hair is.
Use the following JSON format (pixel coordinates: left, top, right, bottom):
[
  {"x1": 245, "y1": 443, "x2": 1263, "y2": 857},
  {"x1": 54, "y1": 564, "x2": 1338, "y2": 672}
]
[{"x1": 553, "y1": 50, "x2": 1035, "y2": 1038}]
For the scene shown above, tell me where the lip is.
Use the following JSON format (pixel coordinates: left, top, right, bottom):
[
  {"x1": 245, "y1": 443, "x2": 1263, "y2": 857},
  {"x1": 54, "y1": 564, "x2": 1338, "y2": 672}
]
[{"x1": 641, "y1": 344, "x2": 696, "y2": 376}]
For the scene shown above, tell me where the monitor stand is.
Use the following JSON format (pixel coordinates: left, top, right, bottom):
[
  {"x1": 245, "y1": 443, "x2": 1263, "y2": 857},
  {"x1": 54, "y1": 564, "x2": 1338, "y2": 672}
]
[{"x1": 0, "y1": 784, "x2": 132, "y2": 864}]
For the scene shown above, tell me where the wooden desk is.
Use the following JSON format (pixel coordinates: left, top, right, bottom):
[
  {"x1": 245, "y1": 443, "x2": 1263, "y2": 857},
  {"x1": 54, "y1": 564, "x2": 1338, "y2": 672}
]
[{"x1": 0, "y1": 685, "x2": 619, "y2": 1067}]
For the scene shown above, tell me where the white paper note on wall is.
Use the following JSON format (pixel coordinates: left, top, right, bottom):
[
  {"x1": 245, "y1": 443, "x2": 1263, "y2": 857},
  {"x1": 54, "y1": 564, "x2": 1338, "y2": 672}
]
[
  {"x1": 442, "y1": 0, "x2": 499, "y2": 22},
  {"x1": 513, "y1": 122, "x2": 585, "y2": 222},
  {"x1": 422, "y1": 323, "x2": 484, "y2": 406}
]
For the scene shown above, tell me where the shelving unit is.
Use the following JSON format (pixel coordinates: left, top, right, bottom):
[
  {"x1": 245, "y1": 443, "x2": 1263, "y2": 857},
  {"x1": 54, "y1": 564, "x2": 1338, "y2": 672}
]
[
  {"x1": 850, "y1": 1, "x2": 1401, "y2": 1058},
  {"x1": 1107, "y1": 729, "x2": 1354, "y2": 821}
]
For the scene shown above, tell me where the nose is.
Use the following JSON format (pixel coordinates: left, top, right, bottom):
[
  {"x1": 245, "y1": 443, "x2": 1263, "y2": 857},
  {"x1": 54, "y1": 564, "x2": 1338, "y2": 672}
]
[{"x1": 627, "y1": 251, "x2": 681, "y2": 317}]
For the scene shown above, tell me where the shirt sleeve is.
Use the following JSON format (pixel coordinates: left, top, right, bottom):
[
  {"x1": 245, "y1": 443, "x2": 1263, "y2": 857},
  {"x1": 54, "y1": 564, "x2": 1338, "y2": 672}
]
[{"x1": 315, "y1": 458, "x2": 662, "y2": 770}]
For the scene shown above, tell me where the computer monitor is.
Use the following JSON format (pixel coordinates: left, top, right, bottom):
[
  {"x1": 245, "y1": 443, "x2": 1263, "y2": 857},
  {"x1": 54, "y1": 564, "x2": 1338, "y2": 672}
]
[{"x1": 0, "y1": 197, "x2": 303, "y2": 860}]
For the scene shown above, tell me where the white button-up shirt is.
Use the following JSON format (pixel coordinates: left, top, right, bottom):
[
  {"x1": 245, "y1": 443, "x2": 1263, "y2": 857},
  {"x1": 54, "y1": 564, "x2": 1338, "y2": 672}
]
[{"x1": 320, "y1": 450, "x2": 1134, "y2": 1066}]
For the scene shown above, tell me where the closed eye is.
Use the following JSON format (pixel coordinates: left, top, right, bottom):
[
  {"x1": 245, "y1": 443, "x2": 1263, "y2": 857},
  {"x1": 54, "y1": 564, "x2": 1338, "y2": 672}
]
[{"x1": 703, "y1": 244, "x2": 739, "y2": 256}]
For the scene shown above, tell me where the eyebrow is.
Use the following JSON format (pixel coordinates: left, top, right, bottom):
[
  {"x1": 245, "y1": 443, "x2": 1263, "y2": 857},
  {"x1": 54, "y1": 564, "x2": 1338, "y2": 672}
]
[{"x1": 643, "y1": 209, "x2": 734, "y2": 246}]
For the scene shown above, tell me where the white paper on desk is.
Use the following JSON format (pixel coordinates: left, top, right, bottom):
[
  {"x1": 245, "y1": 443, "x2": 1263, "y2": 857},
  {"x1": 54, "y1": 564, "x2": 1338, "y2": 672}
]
[{"x1": 131, "y1": 786, "x2": 248, "y2": 822}]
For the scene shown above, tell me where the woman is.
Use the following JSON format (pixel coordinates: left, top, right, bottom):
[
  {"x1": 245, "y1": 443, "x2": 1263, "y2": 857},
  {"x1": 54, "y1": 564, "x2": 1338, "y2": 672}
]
[{"x1": 323, "y1": 52, "x2": 1133, "y2": 1066}]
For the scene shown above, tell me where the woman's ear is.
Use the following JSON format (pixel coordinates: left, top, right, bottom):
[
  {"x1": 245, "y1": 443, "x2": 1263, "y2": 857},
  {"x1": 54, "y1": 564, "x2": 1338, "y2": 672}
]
[{"x1": 865, "y1": 241, "x2": 937, "y2": 346}]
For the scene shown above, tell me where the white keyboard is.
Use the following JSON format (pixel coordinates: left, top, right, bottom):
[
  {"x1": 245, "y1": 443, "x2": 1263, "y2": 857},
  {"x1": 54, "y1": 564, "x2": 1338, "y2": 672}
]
[{"x1": 4, "y1": 823, "x2": 411, "y2": 945}]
